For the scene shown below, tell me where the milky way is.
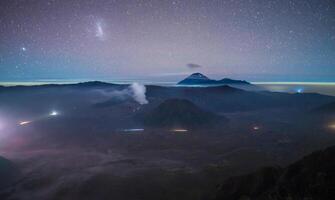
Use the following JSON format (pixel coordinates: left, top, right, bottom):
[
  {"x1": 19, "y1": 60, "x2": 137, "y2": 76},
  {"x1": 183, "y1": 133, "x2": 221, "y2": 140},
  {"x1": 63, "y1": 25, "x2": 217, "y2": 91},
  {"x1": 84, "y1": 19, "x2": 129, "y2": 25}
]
[{"x1": 0, "y1": 0, "x2": 335, "y2": 81}]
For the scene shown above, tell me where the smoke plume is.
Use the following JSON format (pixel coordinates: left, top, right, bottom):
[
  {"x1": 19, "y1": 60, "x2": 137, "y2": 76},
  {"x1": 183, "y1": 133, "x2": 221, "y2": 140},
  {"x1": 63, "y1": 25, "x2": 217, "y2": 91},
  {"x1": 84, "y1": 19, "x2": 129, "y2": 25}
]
[
  {"x1": 129, "y1": 83, "x2": 148, "y2": 105},
  {"x1": 94, "y1": 82, "x2": 148, "y2": 105}
]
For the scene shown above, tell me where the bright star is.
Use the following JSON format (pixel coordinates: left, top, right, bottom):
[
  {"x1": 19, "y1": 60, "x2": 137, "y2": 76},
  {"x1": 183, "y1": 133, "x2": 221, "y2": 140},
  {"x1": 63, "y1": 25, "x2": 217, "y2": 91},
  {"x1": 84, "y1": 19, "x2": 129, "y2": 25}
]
[{"x1": 21, "y1": 47, "x2": 26, "y2": 51}]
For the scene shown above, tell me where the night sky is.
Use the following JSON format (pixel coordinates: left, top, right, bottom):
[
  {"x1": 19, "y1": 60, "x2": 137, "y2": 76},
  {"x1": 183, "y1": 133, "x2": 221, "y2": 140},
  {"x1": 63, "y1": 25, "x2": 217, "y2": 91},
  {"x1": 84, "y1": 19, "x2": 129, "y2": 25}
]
[{"x1": 1, "y1": 0, "x2": 335, "y2": 82}]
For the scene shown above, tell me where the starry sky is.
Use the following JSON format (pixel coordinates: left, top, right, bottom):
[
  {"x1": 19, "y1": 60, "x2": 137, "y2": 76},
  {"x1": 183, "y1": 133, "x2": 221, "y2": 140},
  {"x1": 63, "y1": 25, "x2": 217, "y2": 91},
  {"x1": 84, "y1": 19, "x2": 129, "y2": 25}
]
[{"x1": 1, "y1": 0, "x2": 335, "y2": 82}]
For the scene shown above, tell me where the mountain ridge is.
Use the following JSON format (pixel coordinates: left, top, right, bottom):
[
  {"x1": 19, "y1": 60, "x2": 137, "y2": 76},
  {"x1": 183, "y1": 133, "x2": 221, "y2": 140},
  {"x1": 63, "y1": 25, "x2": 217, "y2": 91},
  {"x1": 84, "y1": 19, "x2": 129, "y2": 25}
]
[{"x1": 178, "y1": 73, "x2": 250, "y2": 85}]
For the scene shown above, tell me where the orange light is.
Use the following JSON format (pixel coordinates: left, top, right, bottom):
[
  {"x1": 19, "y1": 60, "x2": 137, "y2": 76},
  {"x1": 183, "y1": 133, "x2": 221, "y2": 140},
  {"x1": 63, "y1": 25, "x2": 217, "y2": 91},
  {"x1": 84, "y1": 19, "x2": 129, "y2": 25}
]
[{"x1": 328, "y1": 124, "x2": 335, "y2": 130}]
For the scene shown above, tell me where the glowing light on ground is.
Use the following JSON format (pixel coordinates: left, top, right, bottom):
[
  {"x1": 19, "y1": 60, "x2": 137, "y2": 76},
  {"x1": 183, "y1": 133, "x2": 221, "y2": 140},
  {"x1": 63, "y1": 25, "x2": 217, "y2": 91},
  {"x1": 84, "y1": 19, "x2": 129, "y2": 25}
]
[
  {"x1": 171, "y1": 129, "x2": 188, "y2": 132},
  {"x1": 253, "y1": 126, "x2": 260, "y2": 131},
  {"x1": 19, "y1": 121, "x2": 31, "y2": 125},
  {"x1": 296, "y1": 88, "x2": 304, "y2": 93},
  {"x1": 49, "y1": 111, "x2": 58, "y2": 116},
  {"x1": 328, "y1": 124, "x2": 335, "y2": 130}
]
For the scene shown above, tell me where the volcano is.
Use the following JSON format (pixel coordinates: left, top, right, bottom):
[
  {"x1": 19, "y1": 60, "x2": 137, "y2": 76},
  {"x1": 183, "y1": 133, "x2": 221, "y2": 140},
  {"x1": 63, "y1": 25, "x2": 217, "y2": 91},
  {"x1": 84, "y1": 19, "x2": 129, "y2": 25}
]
[
  {"x1": 142, "y1": 98, "x2": 225, "y2": 129},
  {"x1": 177, "y1": 73, "x2": 250, "y2": 85}
]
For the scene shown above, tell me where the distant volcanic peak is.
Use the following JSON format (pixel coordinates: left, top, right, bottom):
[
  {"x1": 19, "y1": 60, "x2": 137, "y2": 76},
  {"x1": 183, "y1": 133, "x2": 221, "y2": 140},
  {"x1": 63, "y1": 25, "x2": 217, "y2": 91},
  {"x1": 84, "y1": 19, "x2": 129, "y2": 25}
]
[
  {"x1": 142, "y1": 98, "x2": 223, "y2": 129},
  {"x1": 177, "y1": 73, "x2": 250, "y2": 85},
  {"x1": 178, "y1": 73, "x2": 216, "y2": 85},
  {"x1": 187, "y1": 73, "x2": 210, "y2": 80}
]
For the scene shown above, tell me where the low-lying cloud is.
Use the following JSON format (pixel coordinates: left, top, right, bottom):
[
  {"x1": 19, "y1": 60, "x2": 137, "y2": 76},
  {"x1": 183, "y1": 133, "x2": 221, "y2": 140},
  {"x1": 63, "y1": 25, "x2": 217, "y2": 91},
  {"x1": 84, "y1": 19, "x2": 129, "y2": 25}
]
[{"x1": 187, "y1": 63, "x2": 203, "y2": 69}]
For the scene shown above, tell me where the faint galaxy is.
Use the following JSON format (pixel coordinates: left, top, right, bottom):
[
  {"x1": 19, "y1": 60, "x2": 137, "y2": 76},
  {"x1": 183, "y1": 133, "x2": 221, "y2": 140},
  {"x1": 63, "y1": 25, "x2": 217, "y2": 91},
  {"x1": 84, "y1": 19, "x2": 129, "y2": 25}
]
[{"x1": 0, "y1": 0, "x2": 335, "y2": 81}]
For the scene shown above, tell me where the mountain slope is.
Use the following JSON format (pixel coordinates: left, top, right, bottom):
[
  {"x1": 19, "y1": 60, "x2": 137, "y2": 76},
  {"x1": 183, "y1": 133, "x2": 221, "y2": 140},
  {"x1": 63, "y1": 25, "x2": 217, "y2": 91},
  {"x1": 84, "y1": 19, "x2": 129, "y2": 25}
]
[
  {"x1": 177, "y1": 73, "x2": 250, "y2": 85},
  {"x1": 314, "y1": 101, "x2": 335, "y2": 113},
  {"x1": 215, "y1": 145, "x2": 335, "y2": 200},
  {"x1": 142, "y1": 98, "x2": 225, "y2": 129},
  {"x1": 0, "y1": 156, "x2": 20, "y2": 189}
]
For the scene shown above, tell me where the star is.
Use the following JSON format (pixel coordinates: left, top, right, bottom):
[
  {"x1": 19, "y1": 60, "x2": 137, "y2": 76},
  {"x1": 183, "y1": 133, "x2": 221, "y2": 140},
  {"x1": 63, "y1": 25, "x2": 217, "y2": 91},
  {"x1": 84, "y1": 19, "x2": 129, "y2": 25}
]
[{"x1": 21, "y1": 47, "x2": 26, "y2": 51}]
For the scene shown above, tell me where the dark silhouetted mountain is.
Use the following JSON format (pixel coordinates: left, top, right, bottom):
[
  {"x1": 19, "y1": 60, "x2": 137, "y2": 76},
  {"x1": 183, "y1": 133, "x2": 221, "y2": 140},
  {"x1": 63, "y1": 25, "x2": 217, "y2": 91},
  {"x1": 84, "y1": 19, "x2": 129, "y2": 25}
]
[
  {"x1": 214, "y1": 145, "x2": 335, "y2": 200},
  {"x1": 219, "y1": 78, "x2": 250, "y2": 85},
  {"x1": 141, "y1": 98, "x2": 225, "y2": 129},
  {"x1": 146, "y1": 85, "x2": 335, "y2": 113},
  {"x1": 74, "y1": 81, "x2": 126, "y2": 89},
  {"x1": 178, "y1": 73, "x2": 250, "y2": 85},
  {"x1": 0, "y1": 156, "x2": 20, "y2": 189},
  {"x1": 1, "y1": 81, "x2": 333, "y2": 113},
  {"x1": 314, "y1": 101, "x2": 335, "y2": 114},
  {"x1": 0, "y1": 81, "x2": 125, "y2": 92}
]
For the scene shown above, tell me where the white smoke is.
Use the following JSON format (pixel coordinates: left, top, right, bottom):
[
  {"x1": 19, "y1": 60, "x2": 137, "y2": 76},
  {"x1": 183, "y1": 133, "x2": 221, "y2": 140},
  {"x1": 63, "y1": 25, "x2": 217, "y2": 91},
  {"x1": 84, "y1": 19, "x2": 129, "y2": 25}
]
[
  {"x1": 93, "y1": 82, "x2": 148, "y2": 105},
  {"x1": 129, "y1": 83, "x2": 148, "y2": 105}
]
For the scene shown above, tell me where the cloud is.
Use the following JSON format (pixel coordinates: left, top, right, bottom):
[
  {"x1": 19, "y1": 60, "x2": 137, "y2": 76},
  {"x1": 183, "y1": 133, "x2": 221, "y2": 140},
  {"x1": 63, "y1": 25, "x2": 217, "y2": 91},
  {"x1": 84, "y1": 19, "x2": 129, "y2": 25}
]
[
  {"x1": 186, "y1": 63, "x2": 203, "y2": 69},
  {"x1": 129, "y1": 83, "x2": 148, "y2": 105}
]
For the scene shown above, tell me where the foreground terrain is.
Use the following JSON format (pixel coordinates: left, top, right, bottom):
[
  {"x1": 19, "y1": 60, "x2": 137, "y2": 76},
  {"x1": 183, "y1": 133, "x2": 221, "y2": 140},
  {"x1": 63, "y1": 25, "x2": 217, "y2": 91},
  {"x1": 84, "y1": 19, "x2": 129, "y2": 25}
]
[{"x1": 0, "y1": 82, "x2": 335, "y2": 199}]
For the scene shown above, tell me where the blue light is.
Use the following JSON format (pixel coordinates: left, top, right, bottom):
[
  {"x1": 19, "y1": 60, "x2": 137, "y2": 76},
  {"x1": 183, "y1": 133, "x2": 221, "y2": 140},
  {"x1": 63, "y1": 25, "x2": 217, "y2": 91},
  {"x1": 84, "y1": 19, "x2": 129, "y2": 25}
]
[{"x1": 296, "y1": 88, "x2": 303, "y2": 93}]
